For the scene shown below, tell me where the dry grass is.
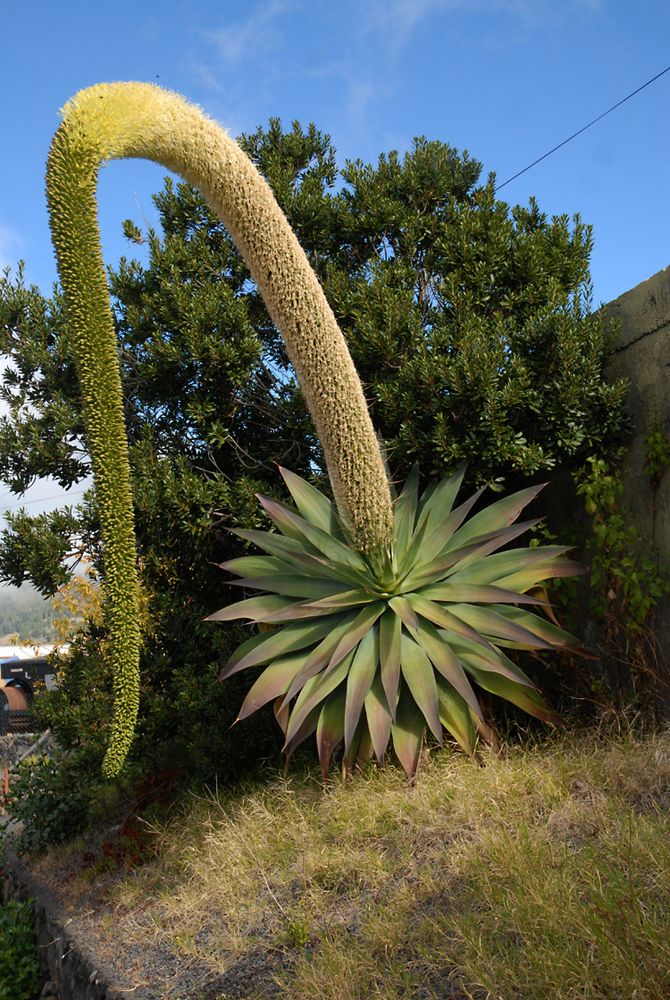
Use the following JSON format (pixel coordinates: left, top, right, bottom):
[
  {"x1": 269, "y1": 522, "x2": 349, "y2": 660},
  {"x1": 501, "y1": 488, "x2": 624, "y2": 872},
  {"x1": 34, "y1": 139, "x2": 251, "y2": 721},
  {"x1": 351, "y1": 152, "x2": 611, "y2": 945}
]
[{"x1": 94, "y1": 725, "x2": 670, "y2": 998}]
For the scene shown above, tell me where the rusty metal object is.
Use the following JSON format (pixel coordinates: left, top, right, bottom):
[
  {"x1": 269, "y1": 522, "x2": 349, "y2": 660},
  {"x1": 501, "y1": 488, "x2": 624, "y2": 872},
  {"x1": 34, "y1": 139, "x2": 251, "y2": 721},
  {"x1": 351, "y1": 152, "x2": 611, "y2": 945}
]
[
  {"x1": 0, "y1": 683, "x2": 31, "y2": 734},
  {"x1": 2, "y1": 685, "x2": 29, "y2": 711}
]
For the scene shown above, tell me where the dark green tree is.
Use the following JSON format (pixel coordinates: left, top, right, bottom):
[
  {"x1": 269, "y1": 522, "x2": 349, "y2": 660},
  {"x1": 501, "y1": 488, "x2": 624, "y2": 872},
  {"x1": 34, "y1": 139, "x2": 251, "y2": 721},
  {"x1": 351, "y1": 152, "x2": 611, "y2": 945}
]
[
  {"x1": 323, "y1": 142, "x2": 628, "y2": 487},
  {"x1": 0, "y1": 121, "x2": 627, "y2": 776}
]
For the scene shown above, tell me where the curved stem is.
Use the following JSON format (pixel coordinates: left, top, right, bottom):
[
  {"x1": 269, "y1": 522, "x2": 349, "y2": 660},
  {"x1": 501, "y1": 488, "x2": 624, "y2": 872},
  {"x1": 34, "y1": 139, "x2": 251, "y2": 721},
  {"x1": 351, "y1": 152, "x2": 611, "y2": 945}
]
[{"x1": 46, "y1": 82, "x2": 394, "y2": 775}]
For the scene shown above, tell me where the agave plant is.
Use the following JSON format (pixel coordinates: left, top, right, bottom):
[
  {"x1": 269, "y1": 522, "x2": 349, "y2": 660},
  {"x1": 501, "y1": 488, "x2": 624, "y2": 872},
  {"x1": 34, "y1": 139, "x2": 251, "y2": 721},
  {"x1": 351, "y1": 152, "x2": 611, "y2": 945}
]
[
  {"x1": 211, "y1": 466, "x2": 582, "y2": 779},
  {"x1": 46, "y1": 82, "x2": 579, "y2": 779}
]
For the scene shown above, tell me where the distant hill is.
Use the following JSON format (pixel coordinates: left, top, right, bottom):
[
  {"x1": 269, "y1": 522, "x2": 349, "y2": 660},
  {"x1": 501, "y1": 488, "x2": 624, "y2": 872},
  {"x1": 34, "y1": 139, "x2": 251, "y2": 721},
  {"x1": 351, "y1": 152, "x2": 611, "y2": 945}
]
[{"x1": 0, "y1": 585, "x2": 55, "y2": 644}]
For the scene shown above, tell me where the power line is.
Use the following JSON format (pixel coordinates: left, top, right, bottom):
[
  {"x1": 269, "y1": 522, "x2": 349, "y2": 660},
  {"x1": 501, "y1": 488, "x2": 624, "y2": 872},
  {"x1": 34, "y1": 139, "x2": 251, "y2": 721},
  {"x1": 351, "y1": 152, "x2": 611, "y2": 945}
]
[
  {"x1": 0, "y1": 488, "x2": 88, "y2": 512},
  {"x1": 497, "y1": 62, "x2": 670, "y2": 191}
]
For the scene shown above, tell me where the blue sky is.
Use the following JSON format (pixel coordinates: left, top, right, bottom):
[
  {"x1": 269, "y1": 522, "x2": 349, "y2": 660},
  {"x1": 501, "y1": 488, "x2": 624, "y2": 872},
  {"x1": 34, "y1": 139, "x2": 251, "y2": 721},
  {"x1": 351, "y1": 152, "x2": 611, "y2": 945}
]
[{"x1": 1, "y1": 0, "x2": 669, "y2": 522}]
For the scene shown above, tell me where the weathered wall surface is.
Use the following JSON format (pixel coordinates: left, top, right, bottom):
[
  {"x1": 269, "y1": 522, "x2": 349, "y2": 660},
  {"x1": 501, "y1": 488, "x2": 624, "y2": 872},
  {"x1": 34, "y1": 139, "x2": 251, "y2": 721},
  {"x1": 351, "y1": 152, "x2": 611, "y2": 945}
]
[
  {"x1": 604, "y1": 264, "x2": 670, "y2": 650},
  {"x1": 3, "y1": 847, "x2": 152, "y2": 1000}
]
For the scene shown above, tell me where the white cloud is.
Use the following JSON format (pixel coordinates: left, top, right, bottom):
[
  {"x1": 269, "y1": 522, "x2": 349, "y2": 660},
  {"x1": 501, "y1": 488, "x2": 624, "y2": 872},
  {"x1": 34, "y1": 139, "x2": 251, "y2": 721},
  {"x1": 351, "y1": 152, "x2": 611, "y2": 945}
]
[
  {"x1": 363, "y1": 0, "x2": 498, "y2": 46},
  {"x1": 371, "y1": 0, "x2": 461, "y2": 39},
  {"x1": 195, "y1": 0, "x2": 296, "y2": 68},
  {"x1": 361, "y1": 0, "x2": 595, "y2": 48},
  {"x1": 185, "y1": 0, "x2": 300, "y2": 132},
  {"x1": 186, "y1": 59, "x2": 227, "y2": 95},
  {"x1": 186, "y1": 0, "x2": 601, "y2": 150}
]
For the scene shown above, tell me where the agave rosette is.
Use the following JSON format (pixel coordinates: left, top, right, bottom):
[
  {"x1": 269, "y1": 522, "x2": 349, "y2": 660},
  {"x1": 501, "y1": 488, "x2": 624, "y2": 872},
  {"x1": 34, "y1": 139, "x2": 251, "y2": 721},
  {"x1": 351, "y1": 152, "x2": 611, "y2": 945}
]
[{"x1": 211, "y1": 466, "x2": 582, "y2": 779}]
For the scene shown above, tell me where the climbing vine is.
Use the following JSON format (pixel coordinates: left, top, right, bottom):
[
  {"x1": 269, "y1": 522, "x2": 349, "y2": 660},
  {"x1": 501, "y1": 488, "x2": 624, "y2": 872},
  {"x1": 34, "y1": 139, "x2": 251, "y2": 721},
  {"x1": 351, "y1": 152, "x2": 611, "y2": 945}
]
[
  {"x1": 575, "y1": 456, "x2": 667, "y2": 633},
  {"x1": 644, "y1": 424, "x2": 670, "y2": 488},
  {"x1": 574, "y1": 451, "x2": 669, "y2": 710}
]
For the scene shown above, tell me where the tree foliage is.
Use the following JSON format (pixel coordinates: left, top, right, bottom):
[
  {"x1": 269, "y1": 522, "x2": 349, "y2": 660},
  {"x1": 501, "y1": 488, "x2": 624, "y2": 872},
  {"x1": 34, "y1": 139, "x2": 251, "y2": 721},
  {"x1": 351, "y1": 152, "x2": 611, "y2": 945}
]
[{"x1": 0, "y1": 120, "x2": 628, "y2": 775}]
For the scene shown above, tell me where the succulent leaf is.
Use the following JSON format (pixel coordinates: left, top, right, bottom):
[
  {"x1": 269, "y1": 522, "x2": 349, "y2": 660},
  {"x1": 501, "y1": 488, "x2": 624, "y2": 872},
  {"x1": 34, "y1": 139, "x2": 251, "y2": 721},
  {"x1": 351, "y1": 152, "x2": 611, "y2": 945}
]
[
  {"x1": 218, "y1": 555, "x2": 296, "y2": 577},
  {"x1": 365, "y1": 674, "x2": 393, "y2": 763},
  {"x1": 317, "y1": 688, "x2": 347, "y2": 778},
  {"x1": 393, "y1": 465, "x2": 420, "y2": 561},
  {"x1": 418, "y1": 486, "x2": 485, "y2": 559},
  {"x1": 401, "y1": 519, "x2": 541, "y2": 590},
  {"x1": 284, "y1": 550, "x2": 370, "y2": 587},
  {"x1": 407, "y1": 618, "x2": 484, "y2": 719},
  {"x1": 449, "y1": 635, "x2": 536, "y2": 683},
  {"x1": 493, "y1": 558, "x2": 586, "y2": 592},
  {"x1": 399, "y1": 633, "x2": 443, "y2": 742},
  {"x1": 450, "y1": 483, "x2": 545, "y2": 546},
  {"x1": 391, "y1": 691, "x2": 426, "y2": 780},
  {"x1": 327, "y1": 602, "x2": 385, "y2": 673},
  {"x1": 454, "y1": 545, "x2": 574, "y2": 586},
  {"x1": 395, "y1": 511, "x2": 433, "y2": 579},
  {"x1": 490, "y1": 605, "x2": 575, "y2": 647},
  {"x1": 343, "y1": 716, "x2": 374, "y2": 773},
  {"x1": 206, "y1": 594, "x2": 297, "y2": 622},
  {"x1": 237, "y1": 653, "x2": 307, "y2": 721},
  {"x1": 254, "y1": 601, "x2": 349, "y2": 623},
  {"x1": 278, "y1": 466, "x2": 342, "y2": 536},
  {"x1": 406, "y1": 593, "x2": 495, "y2": 647},
  {"x1": 418, "y1": 463, "x2": 466, "y2": 524},
  {"x1": 344, "y1": 629, "x2": 379, "y2": 751},
  {"x1": 228, "y1": 575, "x2": 344, "y2": 598},
  {"x1": 285, "y1": 651, "x2": 354, "y2": 745},
  {"x1": 221, "y1": 615, "x2": 345, "y2": 677},
  {"x1": 257, "y1": 494, "x2": 369, "y2": 572},
  {"x1": 213, "y1": 468, "x2": 582, "y2": 779},
  {"x1": 305, "y1": 589, "x2": 379, "y2": 610},
  {"x1": 418, "y1": 582, "x2": 547, "y2": 605},
  {"x1": 379, "y1": 609, "x2": 402, "y2": 720},
  {"x1": 389, "y1": 595, "x2": 420, "y2": 631},
  {"x1": 436, "y1": 677, "x2": 477, "y2": 754},
  {"x1": 445, "y1": 604, "x2": 555, "y2": 648},
  {"x1": 284, "y1": 706, "x2": 322, "y2": 762},
  {"x1": 462, "y1": 659, "x2": 563, "y2": 725},
  {"x1": 231, "y1": 529, "x2": 317, "y2": 561},
  {"x1": 281, "y1": 616, "x2": 363, "y2": 704},
  {"x1": 274, "y1": 696, "x2": 290, "y2": 736}
]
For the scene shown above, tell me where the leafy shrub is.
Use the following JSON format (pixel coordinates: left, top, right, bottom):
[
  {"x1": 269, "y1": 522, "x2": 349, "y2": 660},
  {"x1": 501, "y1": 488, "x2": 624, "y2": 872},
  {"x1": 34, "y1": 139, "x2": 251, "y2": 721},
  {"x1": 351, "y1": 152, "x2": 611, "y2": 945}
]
[
  {"x1": 576, "y1": 456, "x2": 668, "y2": 633},
  {"x1": 573, "y1": 455, "x2": 670, "y2": 712},
  {"x1": 32, "y1": 620, "x2": 284, "y2": 789},
  {"x1": 0, "y1": 900, "x2": 40, "y2": 1000},
  {"x1": 8, "y1": 750, "x2": 102, "y2": 855}
]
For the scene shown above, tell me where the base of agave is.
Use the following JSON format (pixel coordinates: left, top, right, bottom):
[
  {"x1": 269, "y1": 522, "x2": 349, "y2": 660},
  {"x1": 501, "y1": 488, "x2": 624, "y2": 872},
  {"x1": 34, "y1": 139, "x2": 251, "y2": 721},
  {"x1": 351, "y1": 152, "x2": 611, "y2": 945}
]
[{"x1": 210, "y1": 466, "x2": 583, "y2": 779}]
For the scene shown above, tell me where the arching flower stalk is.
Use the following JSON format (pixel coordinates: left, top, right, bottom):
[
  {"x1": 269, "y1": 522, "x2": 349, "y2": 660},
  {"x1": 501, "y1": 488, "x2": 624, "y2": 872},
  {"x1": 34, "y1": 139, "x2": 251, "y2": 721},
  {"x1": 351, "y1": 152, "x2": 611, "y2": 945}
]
[{"x1": 46, "y1": 82, "x2": 393, "y2": 776}]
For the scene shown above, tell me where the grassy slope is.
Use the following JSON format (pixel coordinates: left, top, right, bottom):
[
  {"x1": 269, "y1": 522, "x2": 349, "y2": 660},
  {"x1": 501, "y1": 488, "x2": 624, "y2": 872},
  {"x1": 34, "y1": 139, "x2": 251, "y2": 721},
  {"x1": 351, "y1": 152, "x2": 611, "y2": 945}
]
[{"x1": 96, "y1": 726, "x2": 670, "y2": 1000}]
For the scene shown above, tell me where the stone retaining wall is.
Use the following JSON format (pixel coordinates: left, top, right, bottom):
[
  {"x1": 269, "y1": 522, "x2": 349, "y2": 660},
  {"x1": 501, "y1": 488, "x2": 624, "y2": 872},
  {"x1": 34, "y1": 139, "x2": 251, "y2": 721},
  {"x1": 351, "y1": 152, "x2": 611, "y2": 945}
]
[
  {"x1": 3, "y1": 848, "x2": 150, "y2": 1000},
  {"x1": 0, "y1": 732, "x2": 54, "y2": 770}
]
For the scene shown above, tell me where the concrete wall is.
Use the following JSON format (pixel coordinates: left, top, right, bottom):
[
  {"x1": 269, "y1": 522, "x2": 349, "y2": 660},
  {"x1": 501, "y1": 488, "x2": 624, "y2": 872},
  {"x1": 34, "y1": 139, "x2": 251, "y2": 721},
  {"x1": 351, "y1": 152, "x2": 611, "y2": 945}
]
[{"x1": 604, "y1": 264, "x2": 670, "y2": 652}]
